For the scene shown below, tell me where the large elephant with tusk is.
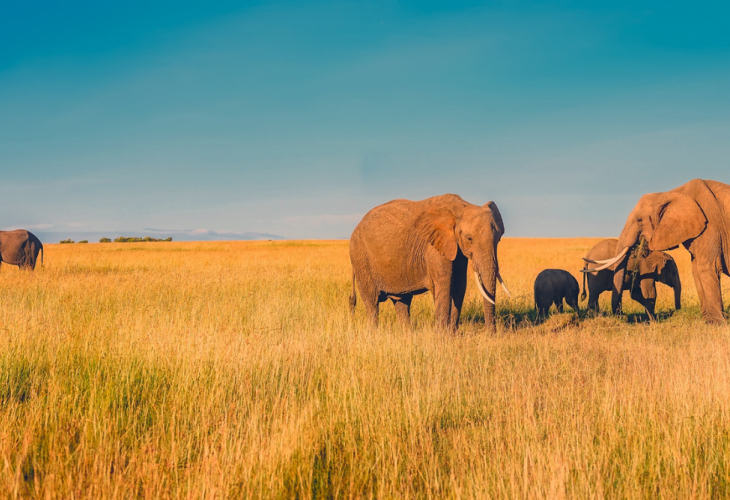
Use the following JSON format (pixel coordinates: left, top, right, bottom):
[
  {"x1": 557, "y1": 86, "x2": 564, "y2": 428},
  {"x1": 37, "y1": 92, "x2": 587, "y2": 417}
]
[
  {"x1": 586, "y1": 179, "x2": 729, "y2": 324},
  {"x1": 349, "y1": 194, "x2": 510, "y2": 332},
  {"x1": 581, "y1": 238, "x2": 681, "y2": 319}
]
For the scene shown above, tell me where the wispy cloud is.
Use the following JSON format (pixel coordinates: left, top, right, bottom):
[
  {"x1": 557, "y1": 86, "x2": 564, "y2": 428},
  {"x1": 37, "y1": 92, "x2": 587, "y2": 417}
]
[
  {"x1": 285, "y1": 213, "x2": 363, "y2": 227},
  {"x1": 3, "y1": 223, "x2": 53, "y2": 230}
]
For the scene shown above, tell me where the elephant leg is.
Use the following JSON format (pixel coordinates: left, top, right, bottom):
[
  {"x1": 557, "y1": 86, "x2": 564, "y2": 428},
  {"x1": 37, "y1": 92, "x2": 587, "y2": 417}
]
[
  {"x1": 449, "y1": 262, "x2": 468, "y2": 331},
  {"x1": 554, "y1": 299, "x2": 564, "y2": 313},
  {"x1": 587, "y1": 276, "x2": 601, "y2": 311},
  {"x1": 355, "y1": 275, "x2": 380, "y2": 327},
  {"x1": 390, "y1": 295, "x2": 413, "y2": 331},
  {"x1": 567, "y1": 296, "x2": 579, "y2": 313},
  {"x1": 432, "y1": 280, "x2": 455, "y2": 331},
  {"x1": 638, "y1": 279, "x2": 657, "y2": 320},
  {"x1": 691, "y1": 257, "x2": 725, "y2": 324},
  {"x1": 587, "y1": 292, "x2": 600, "y2": 311}
]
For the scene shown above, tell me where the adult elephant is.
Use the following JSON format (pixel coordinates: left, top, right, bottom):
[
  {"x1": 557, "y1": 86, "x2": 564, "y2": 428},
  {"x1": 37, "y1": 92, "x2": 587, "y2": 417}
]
[
  {"x1": 349, "y1": 194, "x2": 510, "y2": 331},
  {"x1": 585, "y1": 179, "x2": 729, "y2": 324},
  {"x1": 0, "y1": 230, "x2": 44, "y2": 270},
  {"x1": 581, "y1": 238, "x2": 681, "y2": 319}
]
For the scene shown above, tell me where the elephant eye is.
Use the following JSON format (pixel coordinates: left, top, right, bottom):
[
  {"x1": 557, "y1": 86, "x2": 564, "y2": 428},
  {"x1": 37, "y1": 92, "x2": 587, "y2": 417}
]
[{"x1": 466, "y1": 235, "x2": 473, "y2": 242}]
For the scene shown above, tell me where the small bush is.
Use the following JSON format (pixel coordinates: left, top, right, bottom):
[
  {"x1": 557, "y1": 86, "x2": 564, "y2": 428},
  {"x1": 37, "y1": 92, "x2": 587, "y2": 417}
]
[
  {"x1": 113, "y1": 236, "x2": 172, "y2": 243},
  {"x1": 99, "y1": 238, "x2": 111, "y2": 243},
  {"x1": 78, "y1": 240, "x2": 88, "y2": 244},
  {"x1": 59, "y1": 239, "x2": 74, "y2": 244}
]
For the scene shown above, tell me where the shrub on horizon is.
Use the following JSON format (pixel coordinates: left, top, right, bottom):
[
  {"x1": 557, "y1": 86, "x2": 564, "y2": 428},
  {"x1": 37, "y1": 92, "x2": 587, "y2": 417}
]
[
  {"x1": 112, "y1": 236, "x2": 173, "y2": 243},
  {"x1": 59, "y1": 239, "x2": 74, "y2": 244},
  {"x1": 99, "y1": 238, "x2": 111, "y2": 243}
]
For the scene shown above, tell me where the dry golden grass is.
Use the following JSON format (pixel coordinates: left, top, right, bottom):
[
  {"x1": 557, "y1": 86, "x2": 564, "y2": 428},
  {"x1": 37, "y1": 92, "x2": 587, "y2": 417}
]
[{"x1": 1, "y1": 238, "x2": 729, "y2": 498}]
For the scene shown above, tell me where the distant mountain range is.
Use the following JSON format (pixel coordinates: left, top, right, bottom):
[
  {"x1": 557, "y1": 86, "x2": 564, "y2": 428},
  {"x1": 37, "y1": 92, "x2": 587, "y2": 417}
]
[{"x1": 32, "y1": 230, "x2": 285, "y2": 243}]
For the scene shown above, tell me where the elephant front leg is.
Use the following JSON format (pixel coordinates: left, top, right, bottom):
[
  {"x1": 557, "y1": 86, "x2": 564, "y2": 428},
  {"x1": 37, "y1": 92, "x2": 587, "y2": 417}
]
[
  {"x1": 637, "y1": 279, "x2": 657, "y2": 320},
  {"x1": 449, "y1": 263, "x2": 468, "y2": 332},
  {"x1": 432, "y1": 283, "x2": 455, "y2": 332},
  {"x1": 390, "y1": 296, "x2": 413, "y2": 332}
]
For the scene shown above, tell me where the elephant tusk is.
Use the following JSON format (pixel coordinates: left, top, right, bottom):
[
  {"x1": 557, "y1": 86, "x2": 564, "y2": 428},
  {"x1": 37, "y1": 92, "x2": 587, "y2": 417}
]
[
  {"x1": 579, "y1": 268, "x2": 598, "y2": 274},
  {"x1": 590, "y1": 246, "x2": 630, "y2": 272},
  {"x1": 582, "y1": 257, "x2": 600, "y2": 264},
  {"x1": 475, "y1": 271, "x2": 495, "y2": 305},
  {"x1": 582, "y1": 246, "x2": 630, "y2": 265},
  {"x1": 497, "y1": 271, "x2": 511, "y2": 297}
]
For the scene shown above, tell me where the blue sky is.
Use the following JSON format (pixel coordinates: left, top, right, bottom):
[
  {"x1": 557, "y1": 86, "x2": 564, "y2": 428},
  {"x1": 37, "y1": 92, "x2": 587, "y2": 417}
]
[{"x1": 1, "y1": 1, "x2": 729, "y2": 239}]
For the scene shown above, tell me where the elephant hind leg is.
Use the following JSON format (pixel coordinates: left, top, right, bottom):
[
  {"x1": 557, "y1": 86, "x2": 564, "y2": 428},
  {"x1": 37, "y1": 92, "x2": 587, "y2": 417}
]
[
  {"x1": 567, "y1": 296, "x2": 579, "y2": 313},
  {"x1": 354, "y1": 273, "x2": 380, "y2": 327},
  {"x1": 691, "y1": 258, "x2": 725, "y2": 324}
]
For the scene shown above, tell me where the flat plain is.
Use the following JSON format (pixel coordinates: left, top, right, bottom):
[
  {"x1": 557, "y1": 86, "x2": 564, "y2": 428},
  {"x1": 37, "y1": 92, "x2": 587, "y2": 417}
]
[{"x1": 1, "y1": 239, "x2": 729, "y2": 498}]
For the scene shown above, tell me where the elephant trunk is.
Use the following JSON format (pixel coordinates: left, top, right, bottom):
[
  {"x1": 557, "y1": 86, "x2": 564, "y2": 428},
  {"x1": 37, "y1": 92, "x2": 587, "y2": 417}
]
[
  {"x1": 475, "y1": 258, "x2": 498, "y2": 331},
  {"x1": 612, "y1": 227, "x2": 642, "y2": 315},
  {"x1": 612, "y1": 259, "x2": 627, "y2": 315}
]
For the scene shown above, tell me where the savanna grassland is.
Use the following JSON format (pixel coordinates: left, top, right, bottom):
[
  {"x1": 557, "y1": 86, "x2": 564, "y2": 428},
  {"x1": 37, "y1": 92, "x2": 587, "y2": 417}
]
[{"x1": 1, "y1": 239, "x2": 729, "y2": 498}]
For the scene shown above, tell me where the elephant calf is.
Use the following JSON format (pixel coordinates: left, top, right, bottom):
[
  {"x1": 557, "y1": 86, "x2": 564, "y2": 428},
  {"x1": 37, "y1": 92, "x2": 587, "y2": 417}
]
[
  {"x1": 581, "y1": 238, "x2": 681, "y2": 319},
  {"x1": 534, "y1": 269, "x2": 580, "y2": 318}
]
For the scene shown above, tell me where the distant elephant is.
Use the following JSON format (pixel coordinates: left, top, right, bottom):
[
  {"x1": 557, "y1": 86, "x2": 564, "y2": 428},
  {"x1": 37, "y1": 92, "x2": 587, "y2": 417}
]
[
  {"x1": 585, "y1": 179, "x2": 729, "y2": 323},
  {"x1": 0, "y1": 230, "x2": 44, "y2": 270},
  {"x1": 581, "y1": 238, "x2": 681, "y2": 319},
  {"x1": 349, "y1": 194, "x2": 510, "y2": 332},
  {"x1": 534, "y1": 269, "x2": 580, "y2": 319}
]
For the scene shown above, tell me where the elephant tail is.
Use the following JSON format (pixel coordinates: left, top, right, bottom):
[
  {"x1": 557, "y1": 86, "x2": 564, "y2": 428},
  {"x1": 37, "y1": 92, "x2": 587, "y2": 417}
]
[
  {"x1": 349, "y1": 271, "x2": 357, "y2": 315},
  {"x1": 580, "y1": 267, "x2": 587, "y2": 302}
]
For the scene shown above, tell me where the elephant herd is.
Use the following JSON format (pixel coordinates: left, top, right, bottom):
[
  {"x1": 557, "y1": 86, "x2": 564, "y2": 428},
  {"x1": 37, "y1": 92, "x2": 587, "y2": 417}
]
[
  {"x1": 533, "y1": 239, "x2": 681, "y2": 321},
  {"x1": 3, "y1": 178, "x2": 728, "y2": 330},
  {"x1": 349, "y1": 178, "x2": 730, "y2": 330}
]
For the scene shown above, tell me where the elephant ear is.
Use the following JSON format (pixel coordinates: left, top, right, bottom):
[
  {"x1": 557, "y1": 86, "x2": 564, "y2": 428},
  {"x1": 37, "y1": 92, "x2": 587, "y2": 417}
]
[
  {"x1": 414, "y1": 207, "x2": 458, "y2": 261},
  {"x1": 483, "y1": 201, "x2": 505, "y2": 236},
  {"x1": 649, "y1": 193, "x2": 706, "y2": 251},
  {"x1": 639, "y1": 252, "x2": 668, "y2": 276}
]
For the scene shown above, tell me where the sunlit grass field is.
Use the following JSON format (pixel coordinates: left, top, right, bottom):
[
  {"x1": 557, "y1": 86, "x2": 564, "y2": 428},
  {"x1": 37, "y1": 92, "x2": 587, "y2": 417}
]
[{"x1": 1, "y1": 239, "x2": 729, "y2": 498}]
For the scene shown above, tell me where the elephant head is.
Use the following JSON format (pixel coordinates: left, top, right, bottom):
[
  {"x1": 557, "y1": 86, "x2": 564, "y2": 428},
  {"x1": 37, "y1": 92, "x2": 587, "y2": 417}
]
[
  {"x1": 594, "y1": 192, "x2": 704, "y2": 313},
  {"x1": 414, "y1": 200, "x2": 508, "y2": 327}
]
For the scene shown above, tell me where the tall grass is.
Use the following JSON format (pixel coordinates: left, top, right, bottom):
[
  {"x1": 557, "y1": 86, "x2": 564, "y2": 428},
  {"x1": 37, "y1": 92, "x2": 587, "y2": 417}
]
[{"x1": 0, "y1": 239, "x2": 728, "y2": 498}]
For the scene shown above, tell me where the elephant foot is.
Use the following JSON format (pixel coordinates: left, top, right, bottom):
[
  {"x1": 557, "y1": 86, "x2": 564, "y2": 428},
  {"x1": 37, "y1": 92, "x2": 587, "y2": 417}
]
[{"x1": 704, "y1": 315, "x2": 727, "y2": 325}]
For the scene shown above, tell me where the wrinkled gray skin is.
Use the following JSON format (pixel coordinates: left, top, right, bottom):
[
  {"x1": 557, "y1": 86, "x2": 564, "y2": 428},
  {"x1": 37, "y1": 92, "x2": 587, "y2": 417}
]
[
  {"x1": 0, "y1": 230, "x2": 43, "y2": 270},
  {"x1": 534, "y1": 269, "x2": 579, "y2": 318},
  {"x1": 582, "y1": 238, "x2": 681, "y2": 319},
  {"x1": 349, "y1": 194, "x2": 505, "y2": 332}
]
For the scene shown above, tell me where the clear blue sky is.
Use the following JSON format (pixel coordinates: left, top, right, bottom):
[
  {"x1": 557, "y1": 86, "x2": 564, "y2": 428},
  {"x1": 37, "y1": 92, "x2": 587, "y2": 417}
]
[{"x1": 1, "y1": 1, "x2": 729, "y2": 239}]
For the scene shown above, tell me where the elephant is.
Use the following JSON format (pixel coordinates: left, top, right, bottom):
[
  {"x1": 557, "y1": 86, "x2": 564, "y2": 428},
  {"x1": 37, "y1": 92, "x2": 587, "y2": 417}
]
[
  {"x1": 0, "y1": 230, "x2": 44, "y2": 270},
  {"x1": 581, "y1": 238, "x2": 681, "y2": 319},
  {"x1": 349, "y1": 194, "x2": 510, "y2": 332},
  {"x1": 584, "y1": 179, "x2": 729, "y2": 324},
  {"x1": 534, "y1": 269, "x2": 579, "y2": 319}
]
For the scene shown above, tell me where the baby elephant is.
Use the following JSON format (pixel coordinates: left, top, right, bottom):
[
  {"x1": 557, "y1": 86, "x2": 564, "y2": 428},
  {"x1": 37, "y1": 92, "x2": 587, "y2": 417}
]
[{"x1": 534, "y1": 269, "x2": 580, "y2": 318}]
